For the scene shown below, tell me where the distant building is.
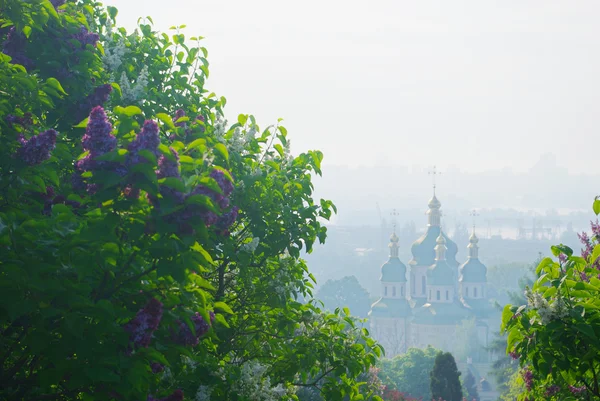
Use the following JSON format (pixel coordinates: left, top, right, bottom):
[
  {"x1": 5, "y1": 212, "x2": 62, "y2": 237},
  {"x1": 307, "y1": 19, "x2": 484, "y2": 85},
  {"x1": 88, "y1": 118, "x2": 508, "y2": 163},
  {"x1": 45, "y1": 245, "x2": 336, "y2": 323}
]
[{"x1": 369, "y1": 193, "x2": 498, "y2": 400}]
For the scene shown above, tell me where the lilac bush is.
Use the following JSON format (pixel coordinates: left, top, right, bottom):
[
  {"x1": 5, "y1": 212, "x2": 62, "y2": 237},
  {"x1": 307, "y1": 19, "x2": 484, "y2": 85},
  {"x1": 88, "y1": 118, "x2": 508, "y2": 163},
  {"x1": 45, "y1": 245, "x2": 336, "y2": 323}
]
[
  {"x1": 123, "y1": 298, "x2": 164, "y2": 349},
  {"x1": 17, "y1": 129, "x2": 57, "y2": 165}
]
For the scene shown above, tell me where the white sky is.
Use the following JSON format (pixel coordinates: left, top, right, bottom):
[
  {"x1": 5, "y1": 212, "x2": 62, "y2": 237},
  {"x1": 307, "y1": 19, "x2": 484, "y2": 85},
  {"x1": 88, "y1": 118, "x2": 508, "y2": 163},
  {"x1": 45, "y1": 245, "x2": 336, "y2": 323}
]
[{"x1": 104, "y1": 0, "x2": 600, "y2": 174}]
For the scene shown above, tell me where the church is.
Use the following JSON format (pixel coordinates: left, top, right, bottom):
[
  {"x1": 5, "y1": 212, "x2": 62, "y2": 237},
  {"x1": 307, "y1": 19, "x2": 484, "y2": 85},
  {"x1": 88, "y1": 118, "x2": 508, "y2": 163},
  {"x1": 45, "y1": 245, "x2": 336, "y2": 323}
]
[{"x1": 369, "y1": 193, "x2": 499, "y2": 399}]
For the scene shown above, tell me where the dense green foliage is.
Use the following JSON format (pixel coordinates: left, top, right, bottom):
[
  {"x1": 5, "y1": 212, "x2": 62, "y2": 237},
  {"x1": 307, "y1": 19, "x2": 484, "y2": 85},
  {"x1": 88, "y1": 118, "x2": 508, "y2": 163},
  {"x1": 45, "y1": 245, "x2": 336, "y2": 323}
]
[
  {"x1": 0, "y1": 1, "x2": 382, "y2": 400},
  {"x1": 377, "y1": 346, "x2": 440, "y2": 401},
  {"x1": 501, "y1": 201, "x2": 600, "y2": 400},
  {"x1": 315, "y1": 275, "x2": 371, "y2": 318},
  {"x1": 463, "y1": 371, "x2": 479, "y2": 401},
  {"x1": 430, "y1": 352, "x2": 462, "y2": 401}
]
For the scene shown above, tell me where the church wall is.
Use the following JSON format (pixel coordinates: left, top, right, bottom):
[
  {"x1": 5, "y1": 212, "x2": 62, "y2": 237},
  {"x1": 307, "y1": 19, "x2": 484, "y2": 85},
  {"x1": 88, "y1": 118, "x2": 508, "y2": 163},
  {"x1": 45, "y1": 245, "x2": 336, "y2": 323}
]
[
  {"x1": 370, "y1": 317, "x2": 408, "y2": 357},
  {"x1": 381, "y1": 282, "x2": 406, "y2": 299},
  {"x1": 461, "y1": 282, "x2": 487, "y2": 299},
  {"x1": 426, "y1": 285, "x2": 454, "y2": 303},
  {"x1": 410, "y1": 323, "x2": 458, "y2": 354},
  {"x1": 410, "y1": 265, "x2": 429, "y2": 298}
]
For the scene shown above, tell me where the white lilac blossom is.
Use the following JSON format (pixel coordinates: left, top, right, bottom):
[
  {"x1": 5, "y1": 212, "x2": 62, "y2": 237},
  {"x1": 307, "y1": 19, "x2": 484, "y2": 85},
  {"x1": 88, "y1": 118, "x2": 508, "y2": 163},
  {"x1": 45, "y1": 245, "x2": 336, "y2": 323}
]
[
  {"x1": 102, "y1": 36, "x2": 127, "y2": 73},
  {"x1": 525, "y1": 288, "x2": 568, "y2": 324},
  {"x1": 282, "y1": 140, "x2": 293, "y2": 167},
  {"x1": 231, "y1": 361, "x2": 290, "y2": 401},
  {"x1": 181, "y1": 356, "x2": 198, "y2": 371},
  {"x1": 120, "y1": 66, "x2": 149, "y2": 104},
  {"x1": 227, "y1": 127, "x2": 245, "y2": 154},
  {"x1": 195, "y1": 385, "x2": 212, "y2": 401},
  {"x1": 213, "y1": 116, "x2": 227, "y2": 143},
  {"x1": 241, "y1": 237, "x2": 260, "y2": 253},
  {"x1": 227, "y1": 126, "x2": 257, "y2": 155}
]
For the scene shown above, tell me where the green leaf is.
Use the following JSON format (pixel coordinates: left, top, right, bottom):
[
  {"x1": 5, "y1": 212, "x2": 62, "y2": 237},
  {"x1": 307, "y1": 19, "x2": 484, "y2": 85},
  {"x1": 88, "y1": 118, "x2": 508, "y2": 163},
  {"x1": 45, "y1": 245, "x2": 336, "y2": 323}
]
[
  {"x1": 41, "y1": 0, "x2": 59, "y2": 20},
  {"x1": 500, "y1": 304, "x2": 514, "y2": 332},
  {"x1": 110, "y1": 82, "x2": 122, "y2": 97},
  {"x1": 156, "y1": 113, "x2": 176, "y2": 130},
  {"x1": 594, "y1": 198, "x2": 600, "y2": 216},
  {"x1": 575, "y1": 323, "x2": 597, "y2": 340},
  {"x1": 213, "y1": 143, "x2": 229, "y2": 161},
  {"x1": 551, "y1": 244, "x2": 573, "y2": 257},
  {"x1": 213, "y1": 301, "x2": 233, "y2": 314},
  {"x1": 107, "y1": 6, "x2": 118, "y2": 20},
  {"x1": 45, "y1": 78, "x2": 67, "y2": 95},
  {"x1": 213, "y1": 313, "x2": 229, "y2": 328},
  {"x1": 137, "y1": 149, "x2": 157, "y2": 165},
  {"x1": 114, "y1": 105, "x2": 143, "y2": 117},
  {"x1": 187, "y1": 138, "x2": 207, "y2": 152},
  {"x1": 74, "y1": 117, "x2": 89, "y2": 128},
  {"x1": 536, "y1": 257, "x2": 554, "y2": 275},
  {"x1": 185, "y1": 195, "x2": 217, "y2": 212},
  {"x1": 191, "y1": 241, "x2": 214, "y2": 264},
  {"x1": 237, "y1": 114, "x2": 248, "y2": 126},
  {"x1": 159, "y1": 177, "x2": 185, "y2": 192},
  {"x1": 274, "y1": 144, "x2": 284, "y2": 157},
  {"x1": 94, "y1": 149, "x2": 128, "y2": 163},
  {"x1": 592, "y1": 244, "x2": 600, "y2": 264}
]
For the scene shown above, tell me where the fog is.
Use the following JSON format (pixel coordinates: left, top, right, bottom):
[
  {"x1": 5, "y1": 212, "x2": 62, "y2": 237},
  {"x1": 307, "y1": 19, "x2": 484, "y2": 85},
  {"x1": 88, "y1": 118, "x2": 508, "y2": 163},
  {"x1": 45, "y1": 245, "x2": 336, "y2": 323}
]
[{"x1": 106, "y1": 0, "x2": 600, "y2": 174}]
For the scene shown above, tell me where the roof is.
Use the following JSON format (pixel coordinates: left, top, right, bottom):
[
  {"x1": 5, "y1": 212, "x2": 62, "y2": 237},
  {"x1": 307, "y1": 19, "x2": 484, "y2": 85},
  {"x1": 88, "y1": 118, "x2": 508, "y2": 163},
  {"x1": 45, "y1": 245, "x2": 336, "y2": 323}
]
[
  {"x1": 427, "y1": 259, "x2": 455, "y2": 286},
  {"x1": 412, "y1": 301, "x2": 473, "y2": 325},
  {"x1": 459, "y1": 258, "x2": 487, "y2": 283},
  {"x1": 461, "y1": 298, "x2": 495, "y2": 318},
  {"x1": 410, "y1": 226, "x2": 459, "y2": 267},
  {"x1": 369, "y1": 297, "x2": 413, "y2": 318},
  {"x1": 381, "y1": 257, "x2": 407, "y2": 282}
]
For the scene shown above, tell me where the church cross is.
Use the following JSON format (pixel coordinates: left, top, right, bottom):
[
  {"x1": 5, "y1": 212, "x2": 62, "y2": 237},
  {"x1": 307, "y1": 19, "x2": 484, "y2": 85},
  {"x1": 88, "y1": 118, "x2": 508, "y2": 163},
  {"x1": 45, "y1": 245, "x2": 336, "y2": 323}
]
[
  {"x1": 428, "y1": 166, "x2": 441, "y2": 195},
  {"x1": 469, "y1": 209, "x2": 480, "y2": 230},
  {"x1": 390, "y1": 209, "x2": 399, "y2": 232}
]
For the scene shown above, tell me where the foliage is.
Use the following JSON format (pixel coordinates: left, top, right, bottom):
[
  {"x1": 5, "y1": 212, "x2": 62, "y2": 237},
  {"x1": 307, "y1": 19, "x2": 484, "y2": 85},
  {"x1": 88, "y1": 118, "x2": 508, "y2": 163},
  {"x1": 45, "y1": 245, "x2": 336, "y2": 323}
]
[
  {"x1": 315, "y1": 275, "x2": 371, "y2": 318},
  {"x1": 378, "y1": 346, "x2": 440, "y2": 401},
  {"x1": 380, "y1": 388, "x2": 419, "y2": 401},
  {"x1": 452, "y1": 318, "x2": 483, "y2": 363},
  {"x1": 430, "y1": 352, "x2": 462, "y2": 401},
  {"x1": 463, "y1": 371, "x2": 479, "y2": 401},
  {"x1": 501, "y1": 210, "x2": 600, "y2": 400},
  {"x1": 0, "y1": 1, "x2": 382, "y2": 400}
]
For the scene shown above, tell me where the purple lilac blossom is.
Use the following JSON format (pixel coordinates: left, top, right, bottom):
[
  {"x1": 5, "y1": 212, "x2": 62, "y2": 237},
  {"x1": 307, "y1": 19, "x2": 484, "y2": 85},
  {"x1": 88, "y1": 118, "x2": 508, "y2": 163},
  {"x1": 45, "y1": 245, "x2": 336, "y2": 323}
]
[
  {"x1": 210, "y1": 169, "x2": 234, "y2": 196},
  {"x1": 73, "y1": 26, "x2": 99, "y2": 49},
  {"x1": 43, "y1": 194, "x2": 81, "y2": 215},
  {"x1": 17, "y1": 129, "x2": 57, "y2": 165},
  {"x1": 50, "y1": 0, "x2": 66, "y2": 8},
  {"x1": 172, "y1": 109, "x2": 186, "y2": 127},
  {"x1": 544, "y1": 385, "x2": 560, "y2": 397},
  {"x1": 522, "y1": 369, "x2": 534, "y2": 391},
  {"x1": 217, "y1": 206, "x2": 239, "y2": 234},
  {"x1": 2, "y1": 27, "x2": 34, "y2": 71},
  {"x1": 569, "y1": 385, "x2": 586, "y2": 394},
  {"x1": 75, "y1": 106, "x2": 125, "y2": 192},
  {"x1": 509, "y1": 350, "x2": 519, "y2": 360},
  {"x1": 127, "y1": 120, "x2": 161, "y2": 165},
  {"x1": 124, "y1": 120, "x2": 161, "y2": 198},
  {"x1": 157, "y1": 148, "x2": 180, "y2": 179},
  {"x1": 6, "y1": 112, "x2": 33, "y2": 129},
  {"x1": 147, "y1": 389, "x2": 184, "y2": 401},
  {"x1": 123, "y1": 298, "x2": 163, "y2": 349},
  {"x1": 81, "y1": 106, "x2": 116, "y2": 154},
  {"x1": 150, "y1": 362, "x2": 164, "y2": 374},
  {"x1": 154, "y1": 148, "x2": 185, "y2": 204},
  {"x1": 578, "y1": 224, "x2": 600, "y2": 270},
  {"x1": 172, "y1": 311, "x2": 215, "y2": 347},
  {"x1": 75, "y1": 85, "x2": 113, "y2": 124}
]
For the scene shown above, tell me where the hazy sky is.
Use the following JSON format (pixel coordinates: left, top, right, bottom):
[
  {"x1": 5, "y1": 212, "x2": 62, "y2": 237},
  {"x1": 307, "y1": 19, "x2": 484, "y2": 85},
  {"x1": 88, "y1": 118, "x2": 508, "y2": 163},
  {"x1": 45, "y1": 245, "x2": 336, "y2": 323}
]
[{"x1": 104, "y1": 0, "x2": 599, "y2": 174}]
